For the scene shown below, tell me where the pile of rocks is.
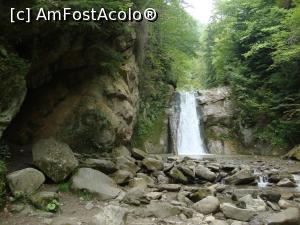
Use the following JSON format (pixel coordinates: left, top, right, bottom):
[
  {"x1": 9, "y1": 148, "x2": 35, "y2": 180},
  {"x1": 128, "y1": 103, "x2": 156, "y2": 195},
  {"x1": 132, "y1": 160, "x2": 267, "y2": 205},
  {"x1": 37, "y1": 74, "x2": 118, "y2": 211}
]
[{"x1": 5, "y1": 138, "x2": 300, "y2": 225}]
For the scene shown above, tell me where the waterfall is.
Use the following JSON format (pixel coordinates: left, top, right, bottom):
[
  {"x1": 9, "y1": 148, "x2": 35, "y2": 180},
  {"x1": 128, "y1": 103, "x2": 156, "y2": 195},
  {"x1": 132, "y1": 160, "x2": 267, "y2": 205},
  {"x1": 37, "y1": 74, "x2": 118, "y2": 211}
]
[{"x1": 177, "y1": 92, "x2": 207, "y2": 155}]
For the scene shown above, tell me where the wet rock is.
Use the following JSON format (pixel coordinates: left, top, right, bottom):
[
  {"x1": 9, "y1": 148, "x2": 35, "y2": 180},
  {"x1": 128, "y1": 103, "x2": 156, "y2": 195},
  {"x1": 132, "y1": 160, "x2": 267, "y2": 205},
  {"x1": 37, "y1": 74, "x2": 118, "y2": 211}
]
[
  {"x1": 169, "y1": 167, "x2": 189, "y2": 184},
  {"x1": 277, "y1": 178, "x2": 297, "y2": 187},
  {"x1": 111, "y1": 170, "x2": 133, "y2": 185},
  {"x1": 32, "y1": 138, "x2": 78, "y2": 183},
  {"x1": 195, "y1": 165, "x2": 217, "y2": 182},
  {"x1": 224, "y1": 169, "x2": 255, "y2": 185},
  {"x1": 239, "y1": 194, "x2": 267, "y2": 212},
  {"x1": 111, "y1": 146, "x2": 131, "y2": 158},
  {"x1": 193, "y1": 196, "x2": 220, "y2": 215},
  {"x1": 220, "y1": 203, "x2": 256, "y2": 222},
  {"x1": 7, "y1": 168, "x2": 45, "y2": 196},
  {"x1": 265, "y1": 207, "x2": 300, "y2": 225},
  {"x1": 131, "y1": 148, "x2": 148, "y2": 160},
  {"x1": 142, "y1": 158, "x2": 164, "y2": 172},
  {"x1": 189, "y1": 187, "x2": 215, "y2": 202},
  {"x1": 29, "y1": 191, "x2": 59, "y2": 211},
  {"x1": 70, "y1": 168, "x2": 121, "y2": 200},
  {"x1": 89, "y1": 205, "x2": 128, "y2": 225},
  {"x1": 81, "y1": 158, "x2": 117, "y2": 174}
]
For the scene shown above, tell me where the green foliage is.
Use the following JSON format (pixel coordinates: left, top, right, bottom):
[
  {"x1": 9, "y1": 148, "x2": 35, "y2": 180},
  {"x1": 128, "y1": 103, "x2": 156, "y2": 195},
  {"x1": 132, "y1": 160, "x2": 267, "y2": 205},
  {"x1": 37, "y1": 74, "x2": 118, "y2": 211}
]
[
  {"x1": 0, "y1": 161, "x2": 6, "y2": 208},
  {"x1": 200, "y1": 0, "x2": 300, "y2": 148},
  {"x1": 78, "y1": 189, "x2": 93, "y2": 201},
  {"x1": 46, "y1": 199, "x2": 60, "y2": 212},
  {"x1": 134, "y1": 0, "x2": 201, "y2": 145},
  {"x1": 58, "y1": 182, "x2": 70, "y2": 193}
]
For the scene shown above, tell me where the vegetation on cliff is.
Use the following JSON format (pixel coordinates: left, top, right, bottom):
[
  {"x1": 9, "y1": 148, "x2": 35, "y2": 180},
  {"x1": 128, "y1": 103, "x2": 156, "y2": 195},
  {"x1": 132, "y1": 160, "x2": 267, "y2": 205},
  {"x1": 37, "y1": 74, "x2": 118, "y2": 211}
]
[
  {"x1": 133, "y1": 0, "x2": 201, "y2": 150},
  {"x1": 199, "y1": 0, "x2": 300, "y2": 149}
]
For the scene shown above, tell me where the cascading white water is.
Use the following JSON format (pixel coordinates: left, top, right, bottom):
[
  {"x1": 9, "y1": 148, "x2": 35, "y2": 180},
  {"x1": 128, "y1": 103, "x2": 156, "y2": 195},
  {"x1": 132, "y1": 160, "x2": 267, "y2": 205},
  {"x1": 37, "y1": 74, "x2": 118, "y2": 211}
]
[{"x1": 177, "y1": 92, "x2": 207, "y2": 155}]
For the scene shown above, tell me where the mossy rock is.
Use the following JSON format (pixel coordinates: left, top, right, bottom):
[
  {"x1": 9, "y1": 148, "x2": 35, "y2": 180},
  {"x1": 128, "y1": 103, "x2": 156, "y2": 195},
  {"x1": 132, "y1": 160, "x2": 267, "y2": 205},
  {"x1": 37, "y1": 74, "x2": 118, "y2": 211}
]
[{"x1": 284, "y1": 145, "x2": 300, "y2": 161}]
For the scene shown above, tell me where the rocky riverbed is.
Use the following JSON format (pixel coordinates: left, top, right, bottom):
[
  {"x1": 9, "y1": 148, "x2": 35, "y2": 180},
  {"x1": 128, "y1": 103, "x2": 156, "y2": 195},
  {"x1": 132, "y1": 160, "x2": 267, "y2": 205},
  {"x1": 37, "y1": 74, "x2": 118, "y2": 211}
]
[{"x1": 1, "y1": 139, "x2": 300, "y2": 225}]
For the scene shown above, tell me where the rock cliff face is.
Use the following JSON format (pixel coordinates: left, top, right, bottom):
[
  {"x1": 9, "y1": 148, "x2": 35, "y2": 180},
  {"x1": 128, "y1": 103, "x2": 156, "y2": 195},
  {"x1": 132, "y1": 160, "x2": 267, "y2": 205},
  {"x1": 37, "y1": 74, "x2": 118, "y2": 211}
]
[
  {"x1": 1, "y1": 31, "x2": 139, "y2": 153},
  {"x1": 197, "y1": 87, "x2": 240, "y2": 154}
]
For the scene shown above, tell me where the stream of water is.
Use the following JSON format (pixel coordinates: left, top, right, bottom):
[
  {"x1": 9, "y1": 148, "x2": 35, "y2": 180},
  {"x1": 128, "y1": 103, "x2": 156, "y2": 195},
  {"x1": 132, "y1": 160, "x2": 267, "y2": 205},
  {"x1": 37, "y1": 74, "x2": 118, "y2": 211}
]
[{"x1": 177, "y1": 92, "x2": 207, "y2": 156}]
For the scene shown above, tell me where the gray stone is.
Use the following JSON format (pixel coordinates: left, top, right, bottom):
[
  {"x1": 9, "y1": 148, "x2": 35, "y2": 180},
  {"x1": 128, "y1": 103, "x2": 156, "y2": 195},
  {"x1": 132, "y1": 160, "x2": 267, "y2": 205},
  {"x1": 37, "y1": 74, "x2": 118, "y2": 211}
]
[
  {"x1": 81, "y1": 158, "x2": 117, "y2": 174},
  {"x1": 128, "y1": 178, "x2": 148, "y2": 189},
  {"x1": 158, "y1": 184, "x2": 181, "y2": 192},
  {"x1": 50, "y1": 216, "x2": 79, "y2": 225},
  {"x1": 224, "y1": 169, "x2": 255, "y2": 185},
  {"x1": 239, "y1": 194, "x2": 267, "y2": 212},
  {"x1": 220, "y1": 203, "x2": 256, "y2": 222},
  {"x1": 193, "y1": 196, "x2": 220, "y2": 215},
  {"x1": 266, "y1": 207, "x2": 300, "y2": 225},
  {"x1": 142, "y1": 158, "x2": 164, "y2": 172},
  {"x1": 32, "y1": 138, "x2": 78, "y2": 183},
  {"x1": 189, "y1": 188, "x2": 214, "y2": 202},
  {"x1": 169, "y1": 167, "x2": 189, "y2": 184},
  {"x1": 210, "y1": 220, "x2": 229, "y2": 225},
  {"x1": 277, "y1": 178, "x2": 297, "y2": 187},
  {"x1": 89, "y1": 205, "x2": 128, "y2": 225},
  {"x1": 131, "y1": 148, "x2": 148, "y2": 160},
  {"x1": 115, "y1": 156, "x2": 139, "y2": 175},
  {"x1": 111, "y1": 170, "x2": 133, "y2": 185},
  {"x1": 195, "y1": 165, "x2": 217, "y2": 182},
  {"x1": 136, "y1": 173, "x2": 155, "y2": 186},
  {"x1": 111, "y1": 146, "x2": 131, "y2": 158},
  {"x1": 70, "y1": 168, "x2": 121, "y2": 200},
  {"x1": 7, "y1": 168, "x2": 45, "y2": 196},
  {"x1": 145, "y1": 201, "x2": 182, "y2": 218}
]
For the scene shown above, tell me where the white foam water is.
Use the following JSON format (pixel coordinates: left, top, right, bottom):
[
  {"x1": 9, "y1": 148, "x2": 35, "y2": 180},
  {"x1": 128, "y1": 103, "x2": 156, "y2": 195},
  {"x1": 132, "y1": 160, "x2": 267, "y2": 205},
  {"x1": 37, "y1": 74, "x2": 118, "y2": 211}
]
[{"x1": 177, "y1": 92, "x2": 207, "y2": 156}]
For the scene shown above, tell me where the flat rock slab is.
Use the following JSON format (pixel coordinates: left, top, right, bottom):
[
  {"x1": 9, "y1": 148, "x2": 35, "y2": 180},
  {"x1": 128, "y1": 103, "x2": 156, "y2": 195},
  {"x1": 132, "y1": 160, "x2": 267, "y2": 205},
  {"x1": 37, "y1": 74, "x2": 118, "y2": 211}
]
[{"x1": 71, "y1": 168, "x2": 121, "y2": 201}]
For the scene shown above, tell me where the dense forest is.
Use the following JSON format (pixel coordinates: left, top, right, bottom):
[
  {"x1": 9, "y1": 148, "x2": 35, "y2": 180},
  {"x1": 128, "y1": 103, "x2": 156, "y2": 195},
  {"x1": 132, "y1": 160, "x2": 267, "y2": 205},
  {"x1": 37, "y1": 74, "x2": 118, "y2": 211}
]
[{"x1": 199, "y1": 0, "x2": 300, "y2": 149}]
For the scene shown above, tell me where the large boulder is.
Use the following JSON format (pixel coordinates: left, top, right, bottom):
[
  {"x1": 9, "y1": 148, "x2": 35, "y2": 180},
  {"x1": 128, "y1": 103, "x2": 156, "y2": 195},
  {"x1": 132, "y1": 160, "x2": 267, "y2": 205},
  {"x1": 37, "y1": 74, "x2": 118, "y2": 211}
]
[
  {"x1": 70, "y1": 168, "x2": 121, "y2": 200},
  {"x1": 6, "y1": 168, "x2": 45, "y2": 196},
  {"x1": 220, "y1": 203, "x2": 256, "y2": 222},
  {"x1": 265, "y1": 207, "x2": 300, "y2": 225},
  {"x1": 224, "y1": 169, "x2": 255, "y2": 185},
  {"x1": 32, "y1": 138, "x2": 78, "y2": 182},
  {"x1": 193, "y1": 196, "x2": 220, "y2": 215}
]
